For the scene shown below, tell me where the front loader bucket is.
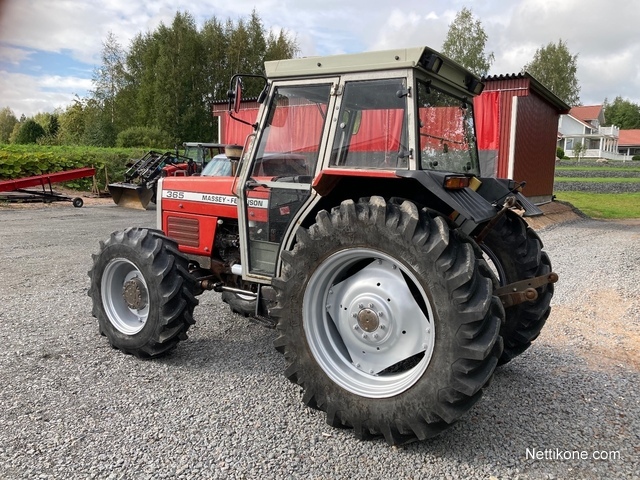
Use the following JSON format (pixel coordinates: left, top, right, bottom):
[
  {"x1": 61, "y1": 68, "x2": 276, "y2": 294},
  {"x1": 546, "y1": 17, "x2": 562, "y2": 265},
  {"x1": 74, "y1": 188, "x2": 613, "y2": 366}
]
[{"x1": 108, "y1": 183, "x2": 153, "y2": 210}]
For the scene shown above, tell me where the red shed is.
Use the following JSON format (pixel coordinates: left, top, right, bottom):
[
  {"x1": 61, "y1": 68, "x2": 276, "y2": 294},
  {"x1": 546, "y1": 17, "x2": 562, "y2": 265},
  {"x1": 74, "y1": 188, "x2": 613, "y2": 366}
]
[{"x1": 474, "y1": 73, "x2": 570, "y2": 203}]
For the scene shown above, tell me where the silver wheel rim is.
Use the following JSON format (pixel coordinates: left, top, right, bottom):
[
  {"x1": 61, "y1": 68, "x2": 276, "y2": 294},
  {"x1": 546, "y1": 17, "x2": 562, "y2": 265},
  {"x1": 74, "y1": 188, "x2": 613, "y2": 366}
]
[
  {"x1": 101, "y1": 258, "x2": 150, "y2": 335},
  {"x1": 303, "y1": 248, "x2": 436, "y2": 398}
]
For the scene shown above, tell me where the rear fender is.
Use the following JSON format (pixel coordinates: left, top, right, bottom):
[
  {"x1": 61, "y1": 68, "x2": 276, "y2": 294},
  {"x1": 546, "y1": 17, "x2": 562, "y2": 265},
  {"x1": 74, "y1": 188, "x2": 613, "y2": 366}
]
[{"x1": 475, "y1": 177, "x2": 543, "y2": 217}]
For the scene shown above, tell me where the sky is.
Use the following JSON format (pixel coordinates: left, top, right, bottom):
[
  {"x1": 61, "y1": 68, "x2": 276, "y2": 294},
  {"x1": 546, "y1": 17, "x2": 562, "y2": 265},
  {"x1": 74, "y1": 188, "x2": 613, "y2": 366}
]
[{"x1": 0, "y1": 0, "x2": 639, "y2": 118}]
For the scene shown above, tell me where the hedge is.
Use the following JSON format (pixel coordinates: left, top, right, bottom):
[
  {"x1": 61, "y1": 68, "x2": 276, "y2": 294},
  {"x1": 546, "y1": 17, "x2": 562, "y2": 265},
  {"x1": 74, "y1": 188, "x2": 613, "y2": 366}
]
[{"x1": 0, "y1": 144, "x2": 148, "y2": 191}]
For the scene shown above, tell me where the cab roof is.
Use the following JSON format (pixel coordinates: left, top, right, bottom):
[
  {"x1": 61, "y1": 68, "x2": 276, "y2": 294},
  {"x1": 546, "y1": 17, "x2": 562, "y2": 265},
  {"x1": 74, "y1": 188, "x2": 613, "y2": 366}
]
[{"x1": 264, "y1": 46, "x2": 484, "y2": 96}]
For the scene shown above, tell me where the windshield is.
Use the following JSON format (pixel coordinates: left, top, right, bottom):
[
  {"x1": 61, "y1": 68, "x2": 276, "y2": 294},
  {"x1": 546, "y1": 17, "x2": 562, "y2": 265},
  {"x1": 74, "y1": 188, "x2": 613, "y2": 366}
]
[
  {"x1": 417, "y1": 79, "x2": 479, "y2": 175},
  {"x1": 251, "y1": 84, "x2": 332, "y2": 178},
  {"x1": 201, "y1": 154, "x2": 232, "y2": 176}
]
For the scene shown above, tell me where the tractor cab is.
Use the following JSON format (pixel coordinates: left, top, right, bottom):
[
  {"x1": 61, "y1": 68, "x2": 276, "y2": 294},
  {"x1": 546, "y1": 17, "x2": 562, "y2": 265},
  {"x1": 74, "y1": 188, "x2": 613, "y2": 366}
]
[{"x1": 227, "y1": 46, "x2": 538, "y2": 283}]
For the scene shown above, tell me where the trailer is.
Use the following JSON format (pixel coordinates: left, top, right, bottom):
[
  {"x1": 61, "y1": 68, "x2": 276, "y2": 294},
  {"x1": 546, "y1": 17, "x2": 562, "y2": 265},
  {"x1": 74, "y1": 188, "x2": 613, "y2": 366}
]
[{"x1": 0, "y1": 167, "x2": 95, "y2": 207}]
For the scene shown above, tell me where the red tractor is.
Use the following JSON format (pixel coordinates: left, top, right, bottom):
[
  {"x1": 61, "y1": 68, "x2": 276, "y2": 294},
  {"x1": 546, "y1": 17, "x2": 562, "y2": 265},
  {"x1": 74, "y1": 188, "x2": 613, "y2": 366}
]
[
  {"x1": 89, "y1": 46, "x2": 557, "y2": 445},
  {"x1": 108, "y1": 142, "x2": 226, "y2": 209}
]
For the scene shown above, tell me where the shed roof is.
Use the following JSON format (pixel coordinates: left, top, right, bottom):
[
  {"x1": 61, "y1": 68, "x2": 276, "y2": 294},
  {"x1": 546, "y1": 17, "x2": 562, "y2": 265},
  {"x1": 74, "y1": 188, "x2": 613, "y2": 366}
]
[
  {"x1": 618, "y1": 129, "x2": 640, "y2": 146},
  {"x1": 482, "y1": 72, "x2": 570, "y2": 113}
]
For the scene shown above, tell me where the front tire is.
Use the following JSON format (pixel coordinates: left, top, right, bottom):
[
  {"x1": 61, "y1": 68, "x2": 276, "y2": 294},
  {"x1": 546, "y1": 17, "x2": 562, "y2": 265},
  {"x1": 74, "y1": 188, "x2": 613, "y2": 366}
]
[
  {"x1": 88, "y1": 227, "x2": 198, "y2": 358},
  {"x1": 222, "y1": 291, "x2": 256, "y2": 317},
  {"x1": 271, "y1": 197, "x2": 504, "y2": 445}
]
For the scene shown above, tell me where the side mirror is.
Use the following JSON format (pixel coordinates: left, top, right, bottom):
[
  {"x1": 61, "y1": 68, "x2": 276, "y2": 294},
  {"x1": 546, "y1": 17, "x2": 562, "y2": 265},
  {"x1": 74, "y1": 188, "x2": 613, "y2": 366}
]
[
  {"x1": 233, "y1": 77, "x2": 243, "y2": 113},
  {"x1": 227, "y1": 73, "x2": 268, "y2": 130},
  {"x1": 228, "y1": 76, "x2": 243, "y2": 114}
]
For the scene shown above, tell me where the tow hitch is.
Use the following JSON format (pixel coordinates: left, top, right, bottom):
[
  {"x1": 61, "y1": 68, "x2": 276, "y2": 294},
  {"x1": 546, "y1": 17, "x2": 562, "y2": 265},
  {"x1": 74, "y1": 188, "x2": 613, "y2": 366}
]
[{"x1": 494, "y1": 273, "x2": 559, "y2": 308}]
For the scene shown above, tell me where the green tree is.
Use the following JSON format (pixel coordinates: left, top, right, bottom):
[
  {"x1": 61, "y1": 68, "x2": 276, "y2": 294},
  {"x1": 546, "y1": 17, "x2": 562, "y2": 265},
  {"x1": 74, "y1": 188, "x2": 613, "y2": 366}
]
[
  {"x1": 603, "y1": 96, "x2": 640, "y2": 129},
  {"x1": 8, "y1": 121, "x2": 22, "y2": 144},
  {"x1": 0, "y1": 107, "x2": 18, "y2": 143},
  {"x1": 265, "y1": 29, "x2": 298, "y2": 62},
  {"x1": 441, "y1": 7, "x2": 494, "y2": 77},
  {"x1": 201, "y1": 16, "x2": 230, "y2": 101},
  {"x1": 152, "y1": 11, "x2": 208, "y2": 143},
  {"x1": 33, "y1": 112, "x2": 59, "y2": 136},
  {"x1": 123, "y1": 30, "x2": 160, "y2": 129},
  {"x1": 103, "y1": 9, "x2": 297, "y2": 144},
  {"x1": 523, "y1": 39, "x2": 581, "y2": 106},
  {"x1": 14, "y1": 119, "x2": 46, "y2": 144},
  {"x1": 573, "y1": 141, "x2": 586, "y2": 162},
  {"x1": 82, "y1": 98, "x2": 117, "y2": 147},
  {"x1": 91, "y1": 31, "x2": 127, "y2": 131},
  {"x1": 57, "y1": 98, "x2": 87, "y2": 144}
]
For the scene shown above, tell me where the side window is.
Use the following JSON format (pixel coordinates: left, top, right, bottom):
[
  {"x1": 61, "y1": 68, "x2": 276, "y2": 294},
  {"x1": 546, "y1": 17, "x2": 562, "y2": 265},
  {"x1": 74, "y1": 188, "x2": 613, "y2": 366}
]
[
  {"x1": 330, "y1": 79, "x2": 409, "y2": 169},
  {"x1": 417, "y1": 80, "x2": 479, "y2": 175},
  {"x1": 252, "y1": 84, "x2": 331, "y2": 180}
]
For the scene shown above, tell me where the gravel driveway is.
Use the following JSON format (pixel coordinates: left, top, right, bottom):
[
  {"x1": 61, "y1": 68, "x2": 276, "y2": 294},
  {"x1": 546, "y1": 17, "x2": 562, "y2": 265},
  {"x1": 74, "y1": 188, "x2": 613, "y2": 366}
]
[{"x1": 0, "y1": 203, "x2": 638, "y2": 479}]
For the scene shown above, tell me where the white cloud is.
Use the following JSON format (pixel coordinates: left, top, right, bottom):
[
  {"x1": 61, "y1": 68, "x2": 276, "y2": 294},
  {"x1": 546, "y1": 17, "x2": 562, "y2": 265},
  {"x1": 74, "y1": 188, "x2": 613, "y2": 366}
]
[
  {"x1": 0, "y1": 44, "x2": 33, "y2": 64},
  {"x1": 0, "y1": 71, "x2": 91, "y2": 117},
  {"x1": 1, "y1": 0, "x2": 639, "y2": 116}
]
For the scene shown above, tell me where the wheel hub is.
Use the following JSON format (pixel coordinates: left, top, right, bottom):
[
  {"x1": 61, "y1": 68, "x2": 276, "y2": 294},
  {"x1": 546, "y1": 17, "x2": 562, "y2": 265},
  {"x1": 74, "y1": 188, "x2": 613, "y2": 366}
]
[
  {"x1": 122, "y1": 277, "x2": 148, "y2": 310},
  {"x1": 357, "y1": 308, "x2": 380, "y2": 332}
]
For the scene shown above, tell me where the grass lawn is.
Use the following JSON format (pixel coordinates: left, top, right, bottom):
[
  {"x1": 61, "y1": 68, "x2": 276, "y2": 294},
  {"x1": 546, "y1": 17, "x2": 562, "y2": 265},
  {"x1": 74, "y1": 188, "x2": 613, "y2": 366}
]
[
  {"x1": 555, "y1": 177, "x2": 640, "y2": 183},
  {"x1": 554, "y1": 192, "x2": 640, "y2": 219},
  {"x1": 555, "y1": 166, "x2": 640, "y2": 173}
]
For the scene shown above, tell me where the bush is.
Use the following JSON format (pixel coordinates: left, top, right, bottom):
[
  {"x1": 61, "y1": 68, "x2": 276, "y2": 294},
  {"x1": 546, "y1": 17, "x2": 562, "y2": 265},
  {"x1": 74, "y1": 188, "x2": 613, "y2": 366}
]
[
  {"x1": 0, "y1": 144, "x2": 146, "y2": 191},
  {"x1": 556, "y1": 147, "x2": 565, "y2": 159},
  {"x1": 632, "y1": 155, "x2": 640, "y2": 161},
  {"x1": 116, "y1": 126, "x2": 173, "y2": 149},
  {"x1": 14, "y1": 120, "x2": 46, "y2": 144}
]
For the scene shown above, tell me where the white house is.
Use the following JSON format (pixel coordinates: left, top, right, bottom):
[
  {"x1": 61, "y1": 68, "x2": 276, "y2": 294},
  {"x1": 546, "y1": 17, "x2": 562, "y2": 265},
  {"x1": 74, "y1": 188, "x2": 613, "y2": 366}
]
[
  {"x1": 557, "y1": 105, "x2": 629, "y2": 160},
  {"x1": 618, "y1": 130, "x2": 640, "y2": 157}
]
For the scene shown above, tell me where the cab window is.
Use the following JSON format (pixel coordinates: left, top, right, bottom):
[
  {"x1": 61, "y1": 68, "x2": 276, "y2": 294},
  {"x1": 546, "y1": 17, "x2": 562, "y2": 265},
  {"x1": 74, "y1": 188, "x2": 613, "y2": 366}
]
[
  {"x1": 417, "y1": 80, "x2": 479, "y2": 175},
  {"x1": 330, "y1": 78, "x2": 409, "y2": 169},
  {"x1": 252, "y1": 84, "x2": 332, "y2": 180}
]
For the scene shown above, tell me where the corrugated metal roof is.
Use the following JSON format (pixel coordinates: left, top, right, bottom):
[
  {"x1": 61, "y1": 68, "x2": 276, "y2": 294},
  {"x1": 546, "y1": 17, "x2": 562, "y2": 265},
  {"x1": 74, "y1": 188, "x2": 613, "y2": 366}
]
[
  {"x1": 618, "y1": 129, "x2": 640, "y2": 146},
  {"x1": 482, "y1": 72, "x2": 570, "y2": 113}
]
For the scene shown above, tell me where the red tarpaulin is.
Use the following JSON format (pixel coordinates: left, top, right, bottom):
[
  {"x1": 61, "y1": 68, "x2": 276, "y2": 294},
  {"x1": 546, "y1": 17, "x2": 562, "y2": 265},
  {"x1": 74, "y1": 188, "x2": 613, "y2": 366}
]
[
  {"x1": 222, "y1": 104, "x2": 488, "y2": 154},
  {"x1": 473, "y1": 91, "x2": 500, "y2": 150},
  {"x1": 418, "y1": 107, "x2": 467, "y2": 151},
  {"x1": 222, "y1": 106, "x2": 404, "y2": 153}
]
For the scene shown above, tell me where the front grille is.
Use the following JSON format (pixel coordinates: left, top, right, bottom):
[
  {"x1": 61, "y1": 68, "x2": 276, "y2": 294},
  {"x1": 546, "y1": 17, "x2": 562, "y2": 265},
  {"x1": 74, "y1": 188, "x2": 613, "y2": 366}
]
[{"x1": 167, "y1": 216, "x2": 199, "y2": 247}]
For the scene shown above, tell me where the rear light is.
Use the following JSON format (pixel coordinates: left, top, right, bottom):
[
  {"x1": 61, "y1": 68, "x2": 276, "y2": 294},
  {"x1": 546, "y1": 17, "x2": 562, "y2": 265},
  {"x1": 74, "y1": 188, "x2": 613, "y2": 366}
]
[{"x1": 443, "y1": 176, "x2": 471, "y2": 190}]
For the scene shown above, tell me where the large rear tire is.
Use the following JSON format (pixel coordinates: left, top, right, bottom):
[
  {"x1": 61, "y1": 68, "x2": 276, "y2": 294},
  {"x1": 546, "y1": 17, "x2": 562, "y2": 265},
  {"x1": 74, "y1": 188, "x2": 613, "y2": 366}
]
[
  {"x1": 271, "y1": 197, "x2": 504, "y2": 445},
  {"x1": 480, "y1": 211, "x2": 553, "y2": 365},
  {"x1": 88, "y1": 227, "x2": 198, "y2": 358}
]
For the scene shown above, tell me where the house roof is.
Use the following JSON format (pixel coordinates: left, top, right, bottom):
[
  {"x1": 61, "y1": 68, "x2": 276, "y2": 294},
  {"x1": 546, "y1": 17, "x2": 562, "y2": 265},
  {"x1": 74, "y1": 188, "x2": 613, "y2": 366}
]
[
  {"x1": 618, "y1": 129, "x2": 640, "y2": 147},
  {"x1": 569, "y1": 105, "x2": 603, "y2": 122},
  {"x1": 482, "y1": 72, "x2": 570, "y2": 113},
  {"x1": 561, "y1": 114, "x2": 596, "y2": 133}
]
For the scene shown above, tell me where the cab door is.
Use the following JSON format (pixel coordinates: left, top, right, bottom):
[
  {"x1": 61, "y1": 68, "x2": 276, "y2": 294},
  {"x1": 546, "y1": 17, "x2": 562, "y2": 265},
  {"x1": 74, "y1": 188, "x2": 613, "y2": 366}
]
[{"x1": 236, "y1": 80, "x2": 337, "y2": 282}]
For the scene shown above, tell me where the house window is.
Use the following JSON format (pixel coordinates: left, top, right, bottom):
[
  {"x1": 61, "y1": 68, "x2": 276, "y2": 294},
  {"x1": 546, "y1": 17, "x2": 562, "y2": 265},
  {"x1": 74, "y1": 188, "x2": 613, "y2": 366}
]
[{"x1": 565, "y1": 139, "x2": 574, "y2": 150}]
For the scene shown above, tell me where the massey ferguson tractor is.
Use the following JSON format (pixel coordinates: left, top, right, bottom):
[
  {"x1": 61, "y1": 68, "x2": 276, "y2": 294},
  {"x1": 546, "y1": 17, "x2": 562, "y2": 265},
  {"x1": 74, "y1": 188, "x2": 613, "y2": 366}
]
[{"x1": 89, "y1": 46, "x2": 557, "y2": 445}]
